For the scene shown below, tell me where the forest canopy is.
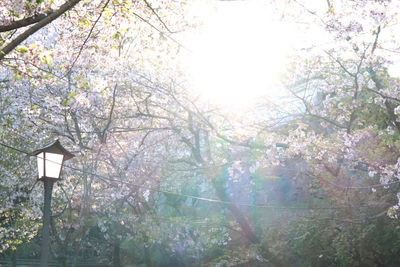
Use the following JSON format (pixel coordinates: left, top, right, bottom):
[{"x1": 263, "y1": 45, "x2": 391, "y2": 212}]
[{"x1": 1, "y1": 0, "x2": 400, "y2": 266}]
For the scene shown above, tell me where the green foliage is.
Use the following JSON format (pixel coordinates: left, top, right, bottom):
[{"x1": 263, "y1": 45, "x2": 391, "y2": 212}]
[
  {"x1": 274, "y1": 215, "x2": 400, "y2": 267},
  {"x1": 16, "y1": 46, "x2": 28, "y2": 54}
]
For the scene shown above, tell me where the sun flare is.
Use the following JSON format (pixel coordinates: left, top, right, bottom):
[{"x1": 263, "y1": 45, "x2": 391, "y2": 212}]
[{"x1": 182, "y1": 1, "x2": 293, "y2": 107}]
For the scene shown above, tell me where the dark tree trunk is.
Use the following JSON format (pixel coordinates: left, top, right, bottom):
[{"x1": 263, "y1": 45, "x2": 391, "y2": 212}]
[
  {"x1": 113, "y1": 240, "x2": 121, "y2": 267},
  {"x1": 11, "y1": 250, "x2": 16, "y2": 267},
  {"x1": 214, "y1": 186, "x2": 259, "y2": 243},
  {"x1": 213, "y1": 179, "x2": 284, "y2": 267}
]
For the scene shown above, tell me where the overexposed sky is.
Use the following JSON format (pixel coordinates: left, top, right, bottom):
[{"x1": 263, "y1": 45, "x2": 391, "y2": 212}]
[{"x1": 179, "y1": 0, "x2": 331, "y2": 108}]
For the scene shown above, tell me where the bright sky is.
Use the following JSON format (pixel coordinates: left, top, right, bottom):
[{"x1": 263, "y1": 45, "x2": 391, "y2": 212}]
[
  {"x1": 178, "y1": 0, "x2": 348, "y2": 111},
  {"x1": 179, "y1": 0, "x2": 317, "y2": 108},
  {"x1": 178, "y1": 0, "x2": 400, "y2": 112},
  {"x1": 179, "y1": 1, "x2": 272, "y2": 107}
]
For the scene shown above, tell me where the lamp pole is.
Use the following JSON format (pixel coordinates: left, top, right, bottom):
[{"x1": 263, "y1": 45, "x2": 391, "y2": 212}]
[
  {"x1": 29, "y1": 140, "x2": 74, "y2": 267},
  {"x1": 40, "y1": 179, "x2": 54, "y2": 267}
]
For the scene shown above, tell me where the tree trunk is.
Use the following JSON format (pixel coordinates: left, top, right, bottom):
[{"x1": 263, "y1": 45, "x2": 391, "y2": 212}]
[
  {"x1": 213, "y1": 179, "x2": 284, "y2": 267},
  {"x1": 214, "y1": 185, "x2": 259, "y2": 243},
  {"x1": 113, "y1": 240, "x2": 121, "y2": 267},
  {"x1": 11, "y1": 249, "x2": 16, "y2": 267}
]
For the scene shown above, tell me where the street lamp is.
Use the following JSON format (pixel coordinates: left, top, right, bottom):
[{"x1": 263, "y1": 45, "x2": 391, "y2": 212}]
[{"x1": 28, "y1": 140, "x2": 74, "y2": 267}]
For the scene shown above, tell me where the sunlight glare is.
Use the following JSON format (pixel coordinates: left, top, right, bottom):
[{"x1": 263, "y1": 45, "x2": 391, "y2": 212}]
[{"x1": 183, "y1": 1, "x2": 293, "y2": 107}]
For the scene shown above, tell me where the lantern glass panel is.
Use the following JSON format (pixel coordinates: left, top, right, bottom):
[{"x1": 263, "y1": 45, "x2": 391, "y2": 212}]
[
  {"x1": 37, "y1": 152, "x2": 44, "y2": 178},
  {"x1": 45, "y1": 152, "x2": 64, "y2": 178}
]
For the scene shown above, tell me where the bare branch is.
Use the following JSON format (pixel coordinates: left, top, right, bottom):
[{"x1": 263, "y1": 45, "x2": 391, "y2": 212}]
[
  {"x1": 371, "y1": 25, "x2": 381, "y2": 55},
  {"x1": 143, "y1": 0, "x2": 175, "y2": 33},
  {"x1": 67, "y1": 0, "x2": 111, "y2": 72},
  {"x1": 325, "y1": 50, "x2": 355, "y2": 77},
  {"x1": 100, "y1": 83, "x2": 118, "y2": 142},
  {"x1": 130, "y1": 9, "x2": 190, "y2": 51}
]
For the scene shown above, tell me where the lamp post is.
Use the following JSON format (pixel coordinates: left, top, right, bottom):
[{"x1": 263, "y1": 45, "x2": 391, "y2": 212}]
[{"x1": 28, "y1": 140, "x2": 74, "y2": 267}]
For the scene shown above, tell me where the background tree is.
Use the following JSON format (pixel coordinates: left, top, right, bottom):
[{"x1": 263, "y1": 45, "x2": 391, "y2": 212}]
[{"x1": 3, "y1": 0, "x2": 400, "y2": 266}]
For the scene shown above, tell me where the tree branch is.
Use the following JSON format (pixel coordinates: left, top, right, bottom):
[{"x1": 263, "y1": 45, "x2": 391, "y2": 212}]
[
  {"x1": 0, "y1": 0, "x2": 82, "y2": 61},
  {"x1": 67, "y1": 0, "x2": 111, "y2": 72},
  {"x1": 100, "y1": 83, "x2": 118, "y2": 143},
  {"x1": 371, "y1": 25, "x2": 381, "y2": 55},
  {"x1": 142, "y1": 0, "x2": 175, "y2": 33},
  {"x1": 0, "y1": 12, "x2": 53, "y2": 32},
  {"x1": 325, "y1": 50, "x2": 355, "y2": 77}
]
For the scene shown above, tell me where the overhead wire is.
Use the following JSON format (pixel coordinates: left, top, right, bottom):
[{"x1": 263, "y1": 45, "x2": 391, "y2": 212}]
[{"x1": 0, "y1": 141, "x2": 396, "y2": 211}]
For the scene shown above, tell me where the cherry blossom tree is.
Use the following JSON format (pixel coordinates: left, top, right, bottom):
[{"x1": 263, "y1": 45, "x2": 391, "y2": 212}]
[{"x1": 3, "y1": 0, "x2": 400, "y2": 266}]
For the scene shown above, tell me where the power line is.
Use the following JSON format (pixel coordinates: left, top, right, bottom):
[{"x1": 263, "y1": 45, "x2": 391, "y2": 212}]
[{"x1": 0, "y1": 141, "x2": 395, "y2": 211}]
